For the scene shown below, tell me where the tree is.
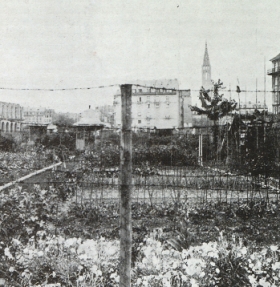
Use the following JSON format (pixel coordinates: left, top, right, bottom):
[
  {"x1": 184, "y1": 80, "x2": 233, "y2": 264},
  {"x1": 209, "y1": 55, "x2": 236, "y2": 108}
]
[
  {"x1": 53, "y1": 114, "x2": 75, "y2": 129},
  {"x1": 189, "y1": 79, "x2": 237, "y2": 161}
]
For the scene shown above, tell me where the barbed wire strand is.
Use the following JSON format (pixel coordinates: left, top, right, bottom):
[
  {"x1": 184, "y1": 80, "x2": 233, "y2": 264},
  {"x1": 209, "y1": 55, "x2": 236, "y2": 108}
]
[{"x1": 0, "y1": 82, "x2": 277, "y2": 93}]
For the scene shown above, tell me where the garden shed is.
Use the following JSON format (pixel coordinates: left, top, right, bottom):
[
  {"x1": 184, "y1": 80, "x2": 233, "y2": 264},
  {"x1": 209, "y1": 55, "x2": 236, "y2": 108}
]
[{"x1": 72, "y1": 118, "x2": 105, "y2": 151}]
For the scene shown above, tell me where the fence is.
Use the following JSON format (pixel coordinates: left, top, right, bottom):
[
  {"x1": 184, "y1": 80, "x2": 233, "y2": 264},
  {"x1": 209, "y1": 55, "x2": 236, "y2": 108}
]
[
  {"x1": 2, "y1": 157, "x2": 279, "y2": 208},
  {"x1": 1, "y1": 120, "x2": 280, "y2": 206}
]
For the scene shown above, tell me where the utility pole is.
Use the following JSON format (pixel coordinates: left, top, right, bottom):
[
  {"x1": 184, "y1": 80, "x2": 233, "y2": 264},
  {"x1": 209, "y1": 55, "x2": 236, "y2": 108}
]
[{"x1": 119, "y1": 84, "x2": 132, "y2": 287}]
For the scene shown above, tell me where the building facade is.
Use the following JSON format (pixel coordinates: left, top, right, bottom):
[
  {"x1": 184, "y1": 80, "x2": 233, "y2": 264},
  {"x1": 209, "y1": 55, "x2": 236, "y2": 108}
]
[
  {"x1": 113, "y1": 79, "x2": 192, "y2": 129},
  {"x1": 0, "y1": 102, "x2": 24, "y2": 133},
  {"x1": 238, "y1": 101, "x2": 268, "y2": 115},
  {"x1": 267, "y1": 53, "x2": 280, "y2": 114},
  {"x1": 23, "y1": 107, "x2": 55, "y2": 125}
]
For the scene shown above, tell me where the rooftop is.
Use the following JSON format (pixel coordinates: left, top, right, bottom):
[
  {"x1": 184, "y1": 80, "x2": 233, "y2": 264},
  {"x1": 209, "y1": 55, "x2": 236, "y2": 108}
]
[
  {"x1": 131, "y1": 79, "x2": 179, "y2": 90},
  {"x1": 270, "y1": 53, "x2": 280, "y2": 62}
]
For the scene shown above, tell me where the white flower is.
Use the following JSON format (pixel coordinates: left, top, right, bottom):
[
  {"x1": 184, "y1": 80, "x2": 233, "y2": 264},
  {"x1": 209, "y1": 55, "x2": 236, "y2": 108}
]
[
  {"x1": 37, "y1": 251, "x2": 44, "y2": 257},
  {"x1": 162, "y1": 276, "x2": 171, "y2": 287},
  {"x1": 190, "y1": 278, "x2": 199, "y2": 287},
  {"x1": 259, "y1": 278, "x2": 271, "y2": 287},
  {"x1": 215, "y1": 268, "x2": 220, "y2": 274},
  {"x1": 152, "y1": 256, "x2": 160, "y2": 267},
  {"x1": 272, "y1": 262, "x2": 280, "y2": 270},
  {"x1": 271, "y1": 245, "x2": 278, "y2": 252},
  {"x1": 90, "y1": 265, "x2": 100, "y2": 275},
  {"x1": 199, "y1": 271, "x2": 205, "y2": 278},
  {"x1": 248, "y1": 275, "x2": 257, "y2": 285},
  {"x1": 9, "y1": 266, "x2": 15, "y2": 272},
  {"x1": 79, "y1": 253, "x2": 87, "y2": 260},
  {"x1": 110, "y1": 273, "x2": 119, "y2": 282},
  {"x1": 162, "y1": 250, "x2": 170, "y2": 256},
  {"x1": 12, "y1": 238, "x2": 21, "y2": 246},
  {"x1": 64, "y1": 238, "x2": 77, "y2": 248},
  {"x1": 4, "y1": 247, "x2": 13, "y2": 259},
  {"x1": 240, "y1": 247, "x2": 247, "y2": 255},
  {"x1": 77, "y1": 275, "x2": 84, "y2": 282},
  {"x1": 261, "y1": 248, "x2": 268, "y2": 255}
]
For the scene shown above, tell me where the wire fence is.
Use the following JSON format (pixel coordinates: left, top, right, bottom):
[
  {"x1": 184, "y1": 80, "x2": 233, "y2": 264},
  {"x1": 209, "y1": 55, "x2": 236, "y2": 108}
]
[
  {"x1": 2, "y1": 158, "x2": 279, "y2": 208},
  {"x1": 1, "y1": 117, "x2": 280, "y2": 207}
]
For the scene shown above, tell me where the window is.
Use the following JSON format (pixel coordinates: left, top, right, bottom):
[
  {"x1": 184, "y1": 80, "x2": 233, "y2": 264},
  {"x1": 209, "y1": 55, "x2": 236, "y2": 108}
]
[
  {"x1": 138, "y1": 120, "x2": 141, "y2": 124},
  {"x1": 139, "y1": 89, "x2": 142, "y2": 93},
  {"x1": 148, "y1": 104, "x2": 150, "y2": 108},
  {"x1": 139, "y1": 97, "x2": 141, "y2": 102}
]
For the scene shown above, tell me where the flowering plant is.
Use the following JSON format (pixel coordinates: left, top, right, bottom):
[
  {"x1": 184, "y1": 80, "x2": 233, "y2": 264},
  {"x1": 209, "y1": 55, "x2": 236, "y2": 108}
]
[{"x1": 2, "y1": 233, "x2": 119, "y2": 287}]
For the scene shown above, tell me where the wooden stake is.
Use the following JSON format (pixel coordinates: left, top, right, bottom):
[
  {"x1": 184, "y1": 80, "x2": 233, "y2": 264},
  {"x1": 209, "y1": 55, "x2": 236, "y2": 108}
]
[{"x1": 119, "y1": 84, "x2": 132, "y2": 287}]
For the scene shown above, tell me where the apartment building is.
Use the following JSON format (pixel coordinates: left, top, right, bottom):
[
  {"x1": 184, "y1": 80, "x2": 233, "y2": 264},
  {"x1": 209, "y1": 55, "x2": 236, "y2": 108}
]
[{"x1": 113, "y1": 79, "x2": 192, "y2": 129}]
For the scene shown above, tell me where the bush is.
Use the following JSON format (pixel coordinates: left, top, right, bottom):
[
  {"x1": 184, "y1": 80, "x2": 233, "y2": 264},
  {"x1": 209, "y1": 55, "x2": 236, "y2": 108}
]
[{"x1": 0, "y1": 135, "x2": 16, "y2": 151}]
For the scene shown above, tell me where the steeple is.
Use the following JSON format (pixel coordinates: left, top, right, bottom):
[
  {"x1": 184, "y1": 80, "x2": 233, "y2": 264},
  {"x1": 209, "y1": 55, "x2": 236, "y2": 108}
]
[
  {"x1": 203, "y1": 42, "x2": 210, "y2": 67},
  {"x1": 202, "y1": 41, "x2": 212, "y2": 90}
]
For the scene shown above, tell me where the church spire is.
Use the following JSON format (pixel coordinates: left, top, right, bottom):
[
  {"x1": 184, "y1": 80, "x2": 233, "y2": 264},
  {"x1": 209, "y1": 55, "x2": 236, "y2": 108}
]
[
  {"x1": 202, "y1": 41, "x2": 211, "y2": 89},
  {"x1": 203, "y1": 42, "x2": 210, "y2": 67}
]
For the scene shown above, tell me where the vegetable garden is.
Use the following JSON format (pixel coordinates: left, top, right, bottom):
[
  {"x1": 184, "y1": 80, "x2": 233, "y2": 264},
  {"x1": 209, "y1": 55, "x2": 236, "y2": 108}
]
[{"x1": 1, "y1": 126, "x2": 280, "y2": 286}]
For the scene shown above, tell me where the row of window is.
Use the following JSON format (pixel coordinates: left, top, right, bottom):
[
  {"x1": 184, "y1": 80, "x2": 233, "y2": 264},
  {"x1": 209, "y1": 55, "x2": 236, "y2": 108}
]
[
  {"x1": 138, "y1": 102, "x2": 170, "y2": 109},
  {"x1": 138, "y1": 96, "x2": 171, "y2": 102},
  {"x1": 134, "y1": 89, "x2": 175, "y2": 94}
]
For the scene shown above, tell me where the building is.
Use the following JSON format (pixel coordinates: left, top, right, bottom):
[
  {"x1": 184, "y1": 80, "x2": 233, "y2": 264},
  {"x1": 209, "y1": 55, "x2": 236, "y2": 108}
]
[
  {"x1": 202, "y1": 42, "x2": 212, "y2": 90},
  {"x1": 238, "y1": 101, "x2": 268, "y2": 115},
  {"x1": 267, "y1": 52, "x2": 280, "y2": 114},
  {"x1": 23, "y1": 107, "x2": 55, "y2": 125},
  {"x1": 0, "y1": 101, "x2": 24, "y2": 133},
  {"x1": 113, "y1": 79, "x2": 192, "y2": 129}
]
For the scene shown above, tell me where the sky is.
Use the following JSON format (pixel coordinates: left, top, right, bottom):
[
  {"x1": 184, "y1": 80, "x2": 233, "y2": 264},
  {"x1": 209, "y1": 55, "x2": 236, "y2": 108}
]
[{"x1": 0, "y1": 0, "x2": 279, "y2": 112}]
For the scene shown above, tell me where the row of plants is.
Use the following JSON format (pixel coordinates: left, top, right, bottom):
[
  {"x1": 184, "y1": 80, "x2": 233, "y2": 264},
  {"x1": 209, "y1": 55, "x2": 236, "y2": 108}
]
[
  {"x1": 0, "y1": 150, "x2": 56, "y2": 182},
  {"x1": 2, "y1": 182, "x2": 280, "y2": 286},
  {"x1": 3, "y1": 227, "x2": 280, "y2": 286},
  {"x1": 78, "y1": 132, "x2": 199, "y2": 168}
]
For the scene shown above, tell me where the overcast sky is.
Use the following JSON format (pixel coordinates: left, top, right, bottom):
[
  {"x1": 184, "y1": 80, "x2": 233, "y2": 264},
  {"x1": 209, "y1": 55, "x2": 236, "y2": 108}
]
[{"x1": 0, "y1": 0, "x2": 279, "y2": 112}]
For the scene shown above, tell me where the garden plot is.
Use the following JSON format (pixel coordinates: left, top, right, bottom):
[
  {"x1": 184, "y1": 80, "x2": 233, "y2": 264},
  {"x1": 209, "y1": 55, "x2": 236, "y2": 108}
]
[
  {"x1": 0, "y1": 151, "x2": 54, "y2": 183},
  {"x1": 69, "y1": 166, "x2": 280, "y2": 206},
  {"x1": 3, "y1": 182, "x2": 280, "y2": 286}
]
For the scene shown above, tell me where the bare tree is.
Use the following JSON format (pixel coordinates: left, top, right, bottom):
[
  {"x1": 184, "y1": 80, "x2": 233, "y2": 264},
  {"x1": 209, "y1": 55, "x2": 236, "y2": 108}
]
[{"x1": 189, "y1": 79, "x2": 237, "y2": 160}]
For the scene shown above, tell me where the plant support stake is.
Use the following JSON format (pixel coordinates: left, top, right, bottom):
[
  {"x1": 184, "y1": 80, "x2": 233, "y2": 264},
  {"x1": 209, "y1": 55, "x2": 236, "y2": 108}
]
[{"x1": 119, "y1": 84, "x2": 132, "y2": 287}]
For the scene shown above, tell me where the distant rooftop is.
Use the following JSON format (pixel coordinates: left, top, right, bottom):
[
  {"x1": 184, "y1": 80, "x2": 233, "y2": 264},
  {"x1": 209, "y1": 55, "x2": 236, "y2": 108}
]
[
  {"x1": 132, "y1": 79, "x2": 179, "y2": 90},
  {"x1": 270, "y1": 53, "x2": 280, "y2": 62}
]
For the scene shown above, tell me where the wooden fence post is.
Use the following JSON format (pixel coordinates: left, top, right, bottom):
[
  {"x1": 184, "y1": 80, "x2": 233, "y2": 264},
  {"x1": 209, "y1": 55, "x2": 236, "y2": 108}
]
[{"x1": 119, "y1": 84, "x2": 132, "y2": 287}]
